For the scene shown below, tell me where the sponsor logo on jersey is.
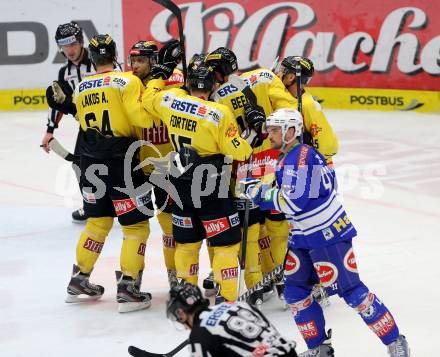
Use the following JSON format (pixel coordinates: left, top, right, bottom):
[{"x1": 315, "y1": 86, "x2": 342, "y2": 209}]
[
  {"x1": 258, "y1": 70, "x2": 273, "y2": 81},
  {"x1": 113, "y1": 198, "x2": 137, "y2": 216},
  {"x1": 297, "y1": 145, "x2": 310, "y2": 168},
  {"x1": 258, "y1": 235, "x2": 271, "y2": 250},
  {"x1": 298, "y1": 320, "x2": 319, "y2": 340},
  {"x1": 368, "y1": 311, "x2": 396, "y2": 337},
  {"x1": 78, "y1": 77, "x2": 109, "y2": 93},
  {"x1": 284, "y1": 251, "x2": 300, "y2": 275},
  {"x1": 221, "y1": 267, "x2": 238, "y2": 280},
  {"x1": 197, "y1": 105, "x2": 207, "y2": 116},
  {"x1": 289, "y1": 295, "x2": 313, "y2": 316},
  {"x1": 189, "y1": 263, "x2": 199, "y2": 275},
  {"x1": 249, "y1": 74, "x2": 258, "y2": 86},
  {"x1": 313, "y1": 261, "x2": 338, "y2": 286},
  {"x1": 344, "y1": 248, "x2": 358, "y2": 273},
  {"x1": 309, "y1": 123, "x2": 322, "y2": 138},
  {"x1": 322, "y1": 227, "x2": 334, "y2": 240},
  {"x1": 172, "y1": 215, "x2": 193, "y2": 228},
  {"x1": 112, "y1": 76, "x2": 127, "y2": 87},
  {"x1": 202, "y1": 217, "x2": 230, "y2": 238},
  {"x1": 225, "y1": 123, "x2": 238, "y2": 138},
  {"x1": 82, "y1": 190, "x2": 96, "y2": 204},
  {"x1": 332, "y1": 214, "x2": 351, "y2": 233},
  {"x1": 235, "y1": 199, "x2": 259, "y2": 210},
  {"x1": 137, "y1": 243, "x2": 146, "y2": 256},
  {"x1": 170, "y1": 97, "x2": 208, "y2": 119},
  {"x1": 143, "y1": 124, "x2": 170, "y2": 145},
  {"x1": 162, "y1": 235, "x2": 176, "y2": 248},
  {"x1": 204, "y1": 303, "x2": 230, "y2": 327},
  {"x1": 357, "y1": 292, "x2": 375, "y2": 314},
  {"x1": 83, "y1": 237, "x2": 103, "y2": 254},
  {"x1": 216, "y1": 84, "x2": 239, "y2": 97},
  {"x1": 136, "y1": 191, "x2": 152, "y2": 207},
  {"x1": 228, "y1": 212, "x2": 240, "y2": 227}
]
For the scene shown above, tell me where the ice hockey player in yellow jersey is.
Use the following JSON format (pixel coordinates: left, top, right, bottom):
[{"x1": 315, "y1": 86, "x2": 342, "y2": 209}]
[
  {"x1": 143, "y1": 47, "x2": 252, "y2": 302},
  {"x1": 127, "y1": 40, "x2": 184, "y2": 289},
  {"x1": 64, "y1": 34, "x2": 156, "y2": 313},
  {"x1": 274, "y1": 56, "x2": 339, "y2": 165},
  {"x1": 206, "y1": 47, "x2": 296, "y2": 307}
]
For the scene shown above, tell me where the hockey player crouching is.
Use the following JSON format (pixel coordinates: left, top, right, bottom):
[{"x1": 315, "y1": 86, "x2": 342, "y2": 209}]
[
  {"x1": 129, "y1": 283, "x2": 298, "y2": 357},
  {"x1": 240, "y1": 109, "x2": 410, "y2": 356}
]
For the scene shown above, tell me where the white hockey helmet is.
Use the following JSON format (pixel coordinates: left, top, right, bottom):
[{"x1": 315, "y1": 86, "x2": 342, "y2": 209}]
[{"x1": 266, "y1": 108, "x2": 303, "y2": 139}]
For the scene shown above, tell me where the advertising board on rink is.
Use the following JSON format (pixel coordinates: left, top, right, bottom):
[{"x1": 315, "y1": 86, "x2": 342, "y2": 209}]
[
  {"x1": 123, "y1": 0, "x2": 439, "y2": 112},
  {"x1": 0, "y1": 0, "x2": 438, "y2": 112}
]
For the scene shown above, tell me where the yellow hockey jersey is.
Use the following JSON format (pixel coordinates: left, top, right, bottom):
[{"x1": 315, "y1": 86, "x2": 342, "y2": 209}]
[
  {"x1": 142, "y1": 79, "x2": 252, "y2": 161},
  {"x1": 296, "y1": 91, "x2": 339, "y2": 164},
  {"x1": 137, "y1": 69, "x2": 184, "y2": 175},
  {"x1": 73, "y1": 71, "x2": 151, "y2": 138}
]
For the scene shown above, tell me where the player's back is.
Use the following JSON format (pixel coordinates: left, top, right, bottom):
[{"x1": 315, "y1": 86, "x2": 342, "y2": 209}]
[
  {"x1": 191, "y1": 302, "x2": 296, "y2": 356},
  {"x1": 74, "y1": 71, "x2": 148, "y2": 140},
  {"x1": 146, "y1": 86, "x2": 251, "y2": 161}
]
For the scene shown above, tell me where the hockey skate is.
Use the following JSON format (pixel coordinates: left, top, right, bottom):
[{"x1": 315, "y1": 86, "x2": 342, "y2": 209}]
[
  {"x1": 312, "y1": 283, "x2": 330, "y2": 308},
  {"x1": 167, "y1": 269, "x2": 178, "y2": 289},
  {"x1": 298, "y1": 330, "x2": 334, "y2": 357},
  {"x1": 116, "y1": 271, "x2": 152, "y2": 313},
  {"x1": 203, "y1": 271, "x2": 216, "y2": 297},
  {"x1": 71, "y1": 208, "x2": 88, "y2": 223},
  {"x1": 65, "y1": 264, "x2": 104, "y2": 303},
  {"x1": 274, "y1": 272, "x2": 288, "y2": 309},
  {"x1": 387, "y1": 335, "x2": 410, "y2": 357},
  {"x1": 262, "y1": 274, "x2": 274, "y2": 301},
  {"x1": 247, "y1": 287, "x2": 264, "y2": 310}
]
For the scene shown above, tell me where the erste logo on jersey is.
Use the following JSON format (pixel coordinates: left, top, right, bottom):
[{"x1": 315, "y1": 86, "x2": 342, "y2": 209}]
[
  {"x1": 313, "y1": 261, "x2": 338, "y2": 286},
  {"x1": 216, "y1": 83, "x2": 239, "y2": 98},
  {"x1": 172, "y1": 214, "x2": 193, "y2": 228}
]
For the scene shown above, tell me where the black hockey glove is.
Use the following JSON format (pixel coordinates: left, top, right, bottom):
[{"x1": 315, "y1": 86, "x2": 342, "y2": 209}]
[
  {"x1": 150, "y1": 39, "x2": 183, "y2": 80},
  {"x1": 244, "y1": 103, "x2": 266, "y2": 132}
]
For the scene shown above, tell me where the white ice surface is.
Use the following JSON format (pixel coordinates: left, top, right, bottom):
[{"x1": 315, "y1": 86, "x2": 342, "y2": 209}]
[{"x1": 1, "y1": 109, "x2": 439, "y2": 356}]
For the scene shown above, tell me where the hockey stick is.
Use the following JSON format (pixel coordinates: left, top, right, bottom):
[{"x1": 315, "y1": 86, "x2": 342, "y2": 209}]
[
  {"x1": 40, "y1": 138, "x2": 77, "y2": 162},
  {"x1": 153, "y1": 0, "x2": 187, "y2": 83},
  {"x1": 295, "y1": 61, "x2": 303, "y2": 143},
  {"x1": 128, "y1": 339, "x2": 189, "y2": 357}
]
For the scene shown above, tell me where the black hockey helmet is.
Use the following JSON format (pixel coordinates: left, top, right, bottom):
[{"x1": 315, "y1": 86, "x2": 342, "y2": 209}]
[
  {"x1": 55, "y1": 21, "x2": 83, "y2": 46},
  {"x1": 188, "y1": 53, "x2": 207, "y2": 69},
  {"x1": 187, "y1": 63, "x2": 215, "y2": 92},
  {"x1": 166, "y1": 283, "x2": 209, "y2": 322},
  {"x1": 127, "y1": 40, "x2": 158, "y2": 67},
  {"x1": 206, "y1": 47, "x2": 238, "y2": 77},
  {"x1": 276, "y1": 56, "x2": 315, "y2": 85},
  {"x1": 88, "y1": 34, "x2": 117, "y2": 66}
]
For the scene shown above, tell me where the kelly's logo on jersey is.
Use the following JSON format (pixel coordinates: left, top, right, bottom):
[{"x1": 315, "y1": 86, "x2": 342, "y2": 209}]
[
  {"x1": 113, "y1": 198, "x2": 137, "y2": 216},
  {"x1": 202, "y1": 217, "x2": 230, "y2": 238}
]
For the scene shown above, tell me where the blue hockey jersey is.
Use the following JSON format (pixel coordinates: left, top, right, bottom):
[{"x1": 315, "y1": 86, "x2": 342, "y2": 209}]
[{"x1": 260, "y1": 144, "x2": 357, "y2": 249}]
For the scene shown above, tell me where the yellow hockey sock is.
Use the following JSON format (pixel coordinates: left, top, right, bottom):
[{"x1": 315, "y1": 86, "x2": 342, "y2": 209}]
[
  {"x1": 175, "y1": 241, "x2": 202, "y2": 285},
  {"x1": 76, "y1": 217, "x2": 113, "y2": 274},
  {"x1": 212, "y1": 243, "x2": 240, "y2": 301},
  {"x1": 120, "y1": 220, "x2": 150, "y2": 279}
]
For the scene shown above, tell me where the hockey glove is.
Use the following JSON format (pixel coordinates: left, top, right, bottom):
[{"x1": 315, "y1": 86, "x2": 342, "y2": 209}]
[
  {"x1": 46, "y1": 86, "x2": 77, "y2": 116},
  {"x1": 244, "y1": 103, "x2": 266, "y2": 132},
  {"x1": 240, "y1": 127, "x2": 267, "y2": 148},
  {"x1": 150, "y1": 39, "x2": 182, "y2": 80},
  {"x1": 52, "y1": 81, "x2": 66, "y2": 104},
  {"x1": 240, "y1": 177, "x2": 277, "y2": 206}
]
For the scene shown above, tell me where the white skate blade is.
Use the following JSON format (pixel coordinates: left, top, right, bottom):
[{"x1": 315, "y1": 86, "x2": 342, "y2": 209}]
[
  {"x1": 65, "y1": 293, "x2": 103, "y2": 303},
  {"x1": 118, "y1": 300, "x2": 151, "y2": 313}
]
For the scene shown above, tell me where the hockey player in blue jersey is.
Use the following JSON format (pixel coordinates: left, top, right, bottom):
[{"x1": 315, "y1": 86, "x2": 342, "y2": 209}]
[{"x1": 240, "y1": 108, "x2": 410, "y2": 357}]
